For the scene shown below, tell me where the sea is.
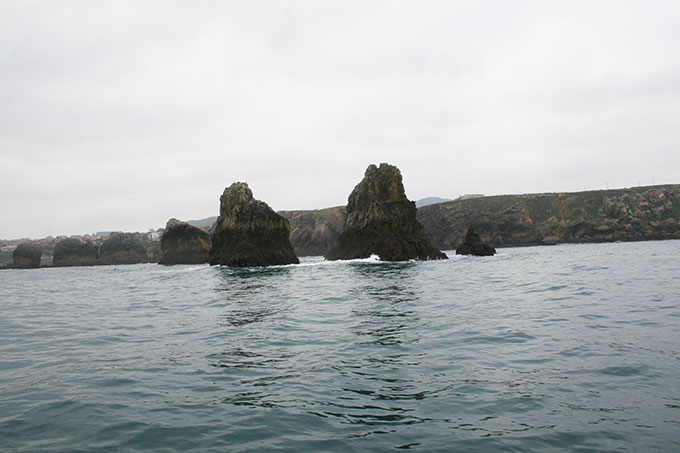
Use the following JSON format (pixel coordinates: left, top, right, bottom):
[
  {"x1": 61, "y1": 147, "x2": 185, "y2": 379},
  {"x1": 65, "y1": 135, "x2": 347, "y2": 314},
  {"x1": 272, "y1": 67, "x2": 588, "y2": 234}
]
[{"x1": 1, "y1": 241, "x2": 679, "y2": 452}]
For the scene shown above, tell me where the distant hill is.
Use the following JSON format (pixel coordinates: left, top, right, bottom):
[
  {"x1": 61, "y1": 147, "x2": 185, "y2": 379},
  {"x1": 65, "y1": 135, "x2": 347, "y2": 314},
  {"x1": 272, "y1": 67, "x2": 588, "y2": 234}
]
[
  {"x1": 415, "y1": 197, "x2": 452, "y2": 208},
  {"x1": 187, "y1": 216, "x2": 217, "y2": 228},
  {"x1": 417, "y1": 185, "x2": 680, "y2": 249}
]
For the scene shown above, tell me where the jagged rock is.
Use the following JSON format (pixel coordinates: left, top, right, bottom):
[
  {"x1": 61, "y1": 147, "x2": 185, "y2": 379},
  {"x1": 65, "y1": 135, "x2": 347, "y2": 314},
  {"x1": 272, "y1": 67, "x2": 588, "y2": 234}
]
[
  {"x1": 456, "y1": 227, "x2": 496, "y2": 256},
  {"x1": 159, "y1": 218, "x2": 212, "y2": 265},
  {"x1": 53, "y1": 238, "x2": 99, "y2": 267},
  {"x1": 210, "y1": 182, "x2": 299, "y2": 267},
  {"x1": 13, "y1": 242, "x2": 42, "y2": 268},
  {"x1": 326, "y1": 163, "x2": 447, "y2": 261},
  {"x1": 99, "y1": 232, "x2": 149, "y2": 265}
]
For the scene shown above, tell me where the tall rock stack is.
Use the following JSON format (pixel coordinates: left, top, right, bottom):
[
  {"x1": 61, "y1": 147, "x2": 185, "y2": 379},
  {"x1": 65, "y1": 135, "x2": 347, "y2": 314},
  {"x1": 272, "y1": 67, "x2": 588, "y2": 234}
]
[
  {"x1": 326, "y1": 163, "x2": 447, "y2": 261},
  {"x1": 210, "y1": 182, "x2": 299, "y2": 267}
]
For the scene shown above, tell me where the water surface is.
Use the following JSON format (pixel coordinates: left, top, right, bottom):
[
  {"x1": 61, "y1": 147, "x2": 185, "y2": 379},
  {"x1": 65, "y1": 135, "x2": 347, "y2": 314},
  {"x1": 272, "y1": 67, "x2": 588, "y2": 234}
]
[{"x1": 1, "y1": 241, "x2": 679, "y2": 451}]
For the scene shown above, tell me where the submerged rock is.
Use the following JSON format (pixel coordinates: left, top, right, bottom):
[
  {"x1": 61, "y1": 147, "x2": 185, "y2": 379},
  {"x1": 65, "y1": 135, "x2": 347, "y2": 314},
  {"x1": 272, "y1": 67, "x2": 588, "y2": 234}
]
[
  {"x1": 159, "y1": 218, "x2": 212, "y2": 265},
  {"x1": 99, "y1": 232, "x2": 149, "y2": 265},
  {"x1": 53, "y1": 238, "x2": 99, "y2": 267},
  {"x1": 210, "y1": 182, "x2": 299, "y2": 267},
  {"x1": 326, "y1": 163, "x2": 447, "y2": 261},
  {"x1": 13, "y1": 242, "x2": 42, "y2": 268},
  {"x1": 456, "y1": 227, "x2": 496, "y2": 256}
]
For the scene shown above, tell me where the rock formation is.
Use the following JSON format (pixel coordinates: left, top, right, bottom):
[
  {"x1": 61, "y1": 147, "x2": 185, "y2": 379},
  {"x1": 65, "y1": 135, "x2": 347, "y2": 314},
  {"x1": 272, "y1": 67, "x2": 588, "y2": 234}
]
[
  {"x1": 455, "y1": 227, "x2": 496, "y2": 256},
  {"x1": 13, "y1": 242, "x2": 42, "y2": 268},
  {"x1": 210, "y1": 182, "x2": 299, "y2": 267},
  {"x1": 53, "y1": 238, "x2": 99, "y2": 267},
  {"x1": 326, "y1": 163, "x2": 447, "y2": 261},
  {"x1": 159, "y1": 218, "x2": 212, "y2": 265},
  {"x1": 98, "y1": 232, "x2": 149, "y2": 265}
]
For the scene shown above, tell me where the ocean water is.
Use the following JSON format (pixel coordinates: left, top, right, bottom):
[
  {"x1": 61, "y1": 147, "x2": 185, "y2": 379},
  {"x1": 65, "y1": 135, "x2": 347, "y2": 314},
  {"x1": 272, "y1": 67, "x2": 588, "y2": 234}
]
[{"x1": 1, "y1": 241, "x2": 679, "y2": 452}]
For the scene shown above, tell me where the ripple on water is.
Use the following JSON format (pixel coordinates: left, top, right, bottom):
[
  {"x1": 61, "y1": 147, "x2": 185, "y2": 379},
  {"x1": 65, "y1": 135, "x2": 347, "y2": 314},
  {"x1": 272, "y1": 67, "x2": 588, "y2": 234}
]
[{"x1": 1, "y1": 241, "x2": 680, "y2": 451}]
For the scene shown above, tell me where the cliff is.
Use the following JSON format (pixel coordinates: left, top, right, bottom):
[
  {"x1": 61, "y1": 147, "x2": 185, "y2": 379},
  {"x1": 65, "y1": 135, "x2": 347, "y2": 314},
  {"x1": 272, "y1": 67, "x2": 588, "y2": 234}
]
[
  {"x1": 326, "y1": 163, "x2": 447, "y2": 261},
  {"x1": 417, "y1": 185, "x2": 680, "y2": 248},
  {"x1": 279, "y1": 206, "x2": 346, "y2": 257}
]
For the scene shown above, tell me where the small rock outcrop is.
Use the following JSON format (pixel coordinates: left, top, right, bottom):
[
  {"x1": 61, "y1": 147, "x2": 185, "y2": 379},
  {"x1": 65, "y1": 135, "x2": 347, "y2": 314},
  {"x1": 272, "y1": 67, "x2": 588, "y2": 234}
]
[
  {"x1": 210, "y1": 182, "x2": 299, "y2": 267},
  {"x1": 326, "y1": 163, "x2": 447, "y2": 261},
  {"x1": 456, "y1": 227, "x2": 496, "y2": 256},
  {"x1": 99, "y1": 232, "x2": 149, "y2": 265},
  {"x1": 159, "y1": 218, "x2": 212, "y2": 265},
  {"x1": 53, "y1": 238, "x2": 99, "y2": 267},
  {"x1": 13, "y1": 242, "x2": 42, "y2": 268}
]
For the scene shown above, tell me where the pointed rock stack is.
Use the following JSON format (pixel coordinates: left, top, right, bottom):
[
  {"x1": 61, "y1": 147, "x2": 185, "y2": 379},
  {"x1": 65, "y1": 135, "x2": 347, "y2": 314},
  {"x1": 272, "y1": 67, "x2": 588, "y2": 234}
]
[
  {"x1": 455, "y1": 227, "x2": 496, "y2": 256},
  {"x1": 210, "y1": 182, "x2": 299, "y2": 267},
  {"x1": 326, "y1": 163, "x2": 447, "y2": 261}
]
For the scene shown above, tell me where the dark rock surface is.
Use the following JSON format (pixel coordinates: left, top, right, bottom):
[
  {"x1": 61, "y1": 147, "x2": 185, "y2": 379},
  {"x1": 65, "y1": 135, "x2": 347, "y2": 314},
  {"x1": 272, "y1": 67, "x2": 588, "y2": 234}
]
[
  {"x1": 210, "y1": 182, "x2": 299, "y2": 267},
  {"x1": 53, "y1": 238, "x2": 99, "y2": 267},
  {"x1": 13, "y1": 242, "x2": 42, "y2": 268},
  {"x1": 159, "y1": 218, "x2": 212, "y2": 265},
  {"x1": 326, "y1": 163, "x2": 447, "y2": 261},
  {"x1": 455, "y1": 227, "x2": 496, "y2": 256},
  {"x1": 279, "y1": 206, "x2": 346, "y2": 256},
  {"x1": 99, "y1": 232, "x2": 150, "y2": 265}
]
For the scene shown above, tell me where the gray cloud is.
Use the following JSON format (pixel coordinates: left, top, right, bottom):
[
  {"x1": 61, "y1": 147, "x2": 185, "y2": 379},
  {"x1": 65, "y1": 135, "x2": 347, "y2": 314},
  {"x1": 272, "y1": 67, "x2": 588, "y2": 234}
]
[{"x1": 2, "y1": 1, "x2": 680, "y2": 238}]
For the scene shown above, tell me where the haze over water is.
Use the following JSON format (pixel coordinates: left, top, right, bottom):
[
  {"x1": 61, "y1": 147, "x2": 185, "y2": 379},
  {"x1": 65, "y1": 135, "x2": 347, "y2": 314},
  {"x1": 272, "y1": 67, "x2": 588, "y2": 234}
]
[{"x1": 1, "y1": 241, "x2": 679, "y2": 451}]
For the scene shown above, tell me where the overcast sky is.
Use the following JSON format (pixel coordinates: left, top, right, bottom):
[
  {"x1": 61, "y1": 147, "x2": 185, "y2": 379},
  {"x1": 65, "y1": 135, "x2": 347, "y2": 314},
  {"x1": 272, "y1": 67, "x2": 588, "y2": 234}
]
[{"x1": 2, "y1": 1, "x2": 679, "y2": 239}]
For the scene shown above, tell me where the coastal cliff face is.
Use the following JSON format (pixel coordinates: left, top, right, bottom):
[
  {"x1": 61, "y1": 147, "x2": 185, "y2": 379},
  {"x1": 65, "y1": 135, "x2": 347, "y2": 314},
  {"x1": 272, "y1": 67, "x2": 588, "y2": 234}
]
[
  {"x1": 159, "y1": 219, "x2": 211, "y2": 265},
  {"x1": 98, "y1": 232, "x2": 150, "y2": 265},
  {"x1": 53, "y1": 238, "x2": 98, "y2": 267},
  {"x1": 279, "y1": 206, "x2": 346, "y2": 257},
  {"x1": 13, "y1": 242, "x2": 42, "y2": 268},
  {"x1": 326, "y1": 163, "x2": 447, "y2": 261},
  {"x1": 417, "y1": 185, "x2": 680, "y2": 248},
  {"x1": 210, "y1": 182, "x2": 299, "y2": 267}
]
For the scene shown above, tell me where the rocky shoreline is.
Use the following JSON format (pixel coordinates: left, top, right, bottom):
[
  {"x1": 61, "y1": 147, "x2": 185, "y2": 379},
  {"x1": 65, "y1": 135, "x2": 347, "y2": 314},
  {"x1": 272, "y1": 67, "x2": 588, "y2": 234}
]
[
  {"x1": 416, "y1": 185, "x2": 680, "y2": 250},
  {"x1": 3, "y1": 182, "x2": 679, "y2": 269}
]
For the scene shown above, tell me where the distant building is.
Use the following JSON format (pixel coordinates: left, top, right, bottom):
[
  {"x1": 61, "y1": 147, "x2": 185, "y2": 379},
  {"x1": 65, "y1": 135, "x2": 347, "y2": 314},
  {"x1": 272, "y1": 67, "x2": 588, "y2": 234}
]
[{"x1": 459, "y1": 193, "x2": 485, "y2": 200}]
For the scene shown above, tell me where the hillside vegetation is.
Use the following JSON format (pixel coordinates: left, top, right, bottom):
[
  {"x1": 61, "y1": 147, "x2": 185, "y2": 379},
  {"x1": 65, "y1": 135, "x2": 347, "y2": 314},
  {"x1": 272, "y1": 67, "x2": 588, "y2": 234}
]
[
  {"x1": 280, "y1": 185, "x2": 680, "y2": 256},
  {"x1": 417, "y1": 185, "x2": 680, "y2": 249}
]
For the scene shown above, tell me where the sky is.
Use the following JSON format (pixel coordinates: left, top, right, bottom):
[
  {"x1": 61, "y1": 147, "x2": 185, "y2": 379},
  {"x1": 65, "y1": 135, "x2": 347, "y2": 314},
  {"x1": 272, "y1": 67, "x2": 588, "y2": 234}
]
[{"x1": 2, "y1": 1, "x2": 679, "y2": 239}]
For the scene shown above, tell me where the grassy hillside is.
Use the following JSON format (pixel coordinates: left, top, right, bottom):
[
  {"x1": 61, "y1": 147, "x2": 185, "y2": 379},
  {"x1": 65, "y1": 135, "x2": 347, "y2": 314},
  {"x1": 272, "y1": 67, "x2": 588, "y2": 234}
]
[
  {"x1": 417, "y1": 185, "x2": 680, "y2": 249},
  {"x1": 279, "y1": 206, "x2": 346, "y2": 257}
]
